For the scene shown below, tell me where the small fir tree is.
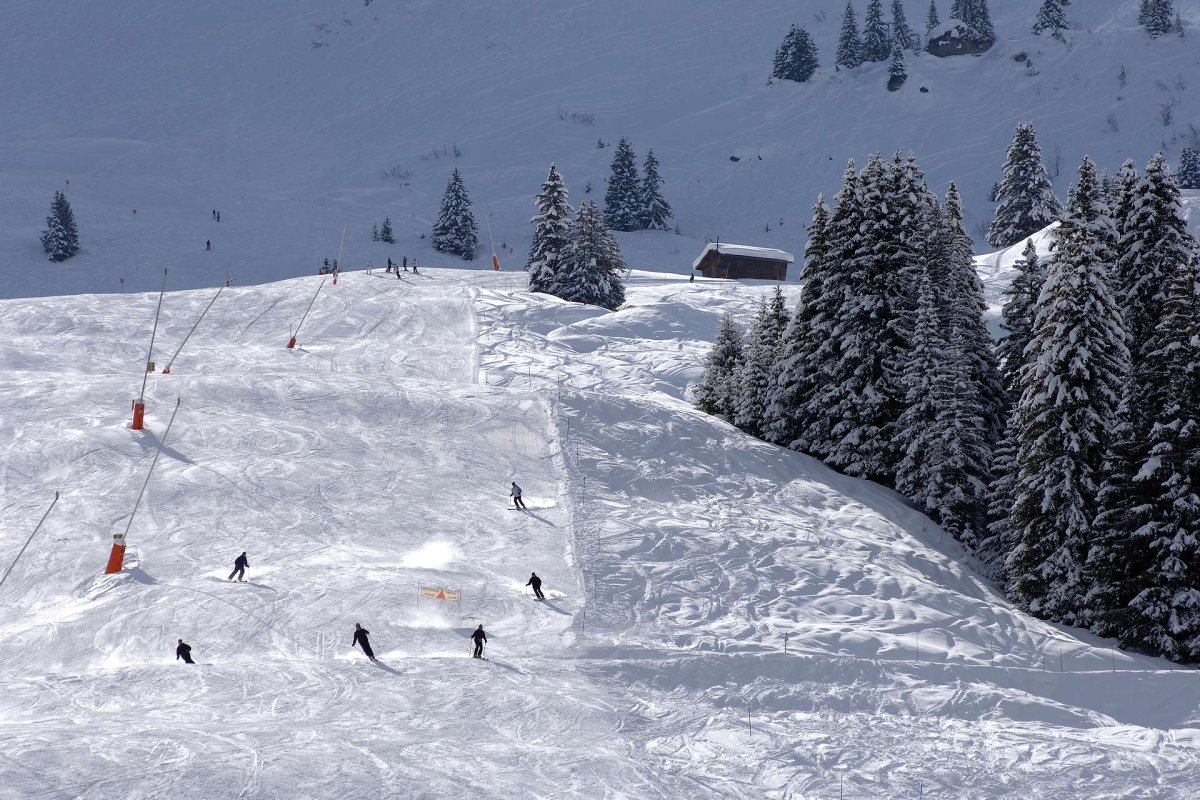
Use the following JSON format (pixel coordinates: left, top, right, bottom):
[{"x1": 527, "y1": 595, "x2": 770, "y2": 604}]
[
  {"x1": 41, "y1": 190, "x2": 81, "y2": 263},
  {"x1": 891, "y1": 0, "x2": 919, "y2": 50},
  {"x1": 926, "y1": 0, "x2": 940, "y2": 35},
  {"x1": 526, "y1": 163, "x2": 573, "y2": 294},
  {"x1": 639, "y1": 150, "x2": 673, "y2": 231},
  {"x1": 604, "y1": 138, "x2": 642, "y2": 232},
  {"x1": 735, "y1": 296, "x2": 787, "y2": 437},
  {"x1": 1032, "y1": 0, "x2": 1068, "y2": 38},
  {"x1": 555, "y1": 201, "x2": 626, "y2": 311},
  {"x1": 1142, "y1": 0, "x2": 1174, "y2": 36},
  {"x1": 1179, "y1": 146, "x2": 1200, "y2": 190},
  {"x1": 863, "y1": 0, "x2": 893, "y2": 62},
  {"x1": 695, "y1": 313, "x2": 745, "y2": 419},
  {"x1": 995, "y1": 240, "x2": 1043, "y2": 395},
  {"x1": 837, "y1": 2, "x2": 865, "y2": 69},
  {"x1": 987, "y1": 122, "x2": 1061, "y2": 248},
  {"x1": 887, "y1": 43, "x2": 908, "y2": 90},
  {"x1": 431, "y1": 168, "x2": 479, "y2": 260},
  {"x1": 379, "y1": 217, "x2": 395, "y2": 244},
  {"x1": 772, "y1": 25, "x2": 820, "y2": 83}
]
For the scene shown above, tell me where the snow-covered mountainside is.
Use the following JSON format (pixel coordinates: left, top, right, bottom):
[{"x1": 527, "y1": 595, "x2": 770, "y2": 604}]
[
  {"x1": 1, "y1": 0, "x2": 1197, "y2": 297},
  {"x1": 1, "y1": 269, "x2": 1198, "y2": 798}
]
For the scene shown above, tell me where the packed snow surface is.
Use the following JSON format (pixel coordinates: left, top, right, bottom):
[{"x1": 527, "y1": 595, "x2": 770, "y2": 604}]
[{"x1": 1, "y1": 269, "x2": 1198, "y2": 799}]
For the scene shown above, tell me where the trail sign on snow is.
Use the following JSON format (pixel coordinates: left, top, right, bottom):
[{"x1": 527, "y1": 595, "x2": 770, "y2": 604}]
[{"x1": 418, "y1": 585, "x2": 460, "y2": 602}]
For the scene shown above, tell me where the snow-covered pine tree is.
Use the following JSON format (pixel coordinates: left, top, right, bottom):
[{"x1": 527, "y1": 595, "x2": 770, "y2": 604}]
[
  {"x1": 987, "y1": 122, "x2": 1061, "y2": 248},
  {"x1": 40, "y1": 190, "x2": 80, "y2": 262},
  {"x1": 863, "y1": 0, "x2": 892, "y2": 62},
  {"x1": 1032, "y1": 0, "x2": 1067, "y2": 38},
  {"x1": 837, "y1": 2, "x2": 864, "y2": 69},
  {"x1": 604, "y1": 138, "x2": 642, "y2": 232},
  {"x1": 1179, "y1": 146, "x2": 1200, "y2": 190},
  {"x1": 771, "y1": 25, "x2": 797, "y2": 81},
  {"x1": 772, "y1": 25, "x2": 819, "y2": 83},
  {"x1": 766, "y1": 196, "x2": 834, "y2": 448},
  {"x1": 1143, "y1": 0, "x2": 1174, "y2": 36},
  {"x1": 951, "y1": 0, "x2": 995, "y2": 47},
  {"x1": 371, "y1": 224, "x2": 380, "y2": 242},
  {"x1": 818, "y1": 154, "x2": 917, "y2": 484},
  {"x1": 379, "y1": 217, "x2": 395, "y2": 244},
  {"x1": 431, "y1": 168, "x2": 479, "y2": 260},
  {"x1": 995, "y1": 240, "x2": 1043, "y2": 395},
  {"x1": 694, "y1": 312, "x2": 745, "y2": 419},
  {"x1": 1138, "y1": 0, "x2": 1151, "y2": 28},
  {"x1": 555, "y1": 201, "x2": 626, "y2": 311},
  {"x1": 1004, "y1": 157, "x2": 1128, "y2": 624},
  {"x1": 887, "y1": 42, "x2": 908, "y2": 90},
  {"x1": 891, "y1": 0, "x2": 918, "y2": 50},
  {"x1": 735, "y1": 297, "x2": 785, "y2": 437},
  {"x1": 526, "y1": 163, "x2": 573, "y2": 294},
  {"x1": 926, "y1": 0, "x2": 940, "y2": 35},
  {"x1": 639, "y1": 150, "x2": 673, "y2": 231}
]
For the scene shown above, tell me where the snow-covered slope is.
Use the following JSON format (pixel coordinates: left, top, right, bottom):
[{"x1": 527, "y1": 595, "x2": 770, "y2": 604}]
[
  {"x1": 1, "y1": 0, "x2": 1197, "y2": 298},
  {"x1": 2, "y1": 269, "x2": 1198, "y2": 798}
]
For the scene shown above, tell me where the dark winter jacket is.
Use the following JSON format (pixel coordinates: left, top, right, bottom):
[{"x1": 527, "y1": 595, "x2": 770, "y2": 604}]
[
  {"x1": 176, "y1": 642, "x2": 192, "y2": 661},
  {"x1": 353, "y1": 628, "x2": 371, "y2": 649},
  {"x1": 471, "y1": 627, "x2": 487, "y2": 644},
  {"x1": 510, "y1": 484, "x2": 522, "y2": 497},
  {"x1": 526, "y1": 575, "x2": 542, "y2": 590},
  {"x1": 234, "y1": 554, "x2": 249, "y2": 569}
]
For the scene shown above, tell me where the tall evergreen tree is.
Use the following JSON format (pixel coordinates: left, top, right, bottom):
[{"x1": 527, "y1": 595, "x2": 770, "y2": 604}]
[
  {"x1": 766, "y1": 196, "x2": 834, "y2": 447},
  {"x1": 1004, "y1": 157, "x2": 1127, "y2": 623},
  {"x1": 987, "y1": 122, "x2": 1061, "y2": 248},
  {"x1": 40, "y1": 190, "x2": 80, "y2": 263},
  {"x1": 837, "y1": 2, "x2": 865, "y2": 69},
  {"x1": 735, "y1": 294, "x2": 788, "y2": 437},
  {"x1": 431, "y1": 169, "x2": 479, "y2": 260},
  {"x1": 555, "y1": 201, "x2": 626, "y2": 311},
  {"x1": 863, "y1": 0, "x2": 892, "y2": 62},
  {"x1": 926, "y1": 0, "x2": 940, "y2": 35},
  {"x1": 772, "y1": 25, "x2": 820, "y2": 83},
  {"x1": 379, "y1": 217, "x2": 395, "y2": 244},
  {"x1": 1032, "y1": 0, "x2": 1068, "y2": 38},
  {"x1": 639, "y1": 150, "x2": 673, "y2": 231},
  {"x1": 695, "y1": 313, "x2": 745, "y2": 419},
  {"x1": 1179, "y1": 146, "x2": 1200, "y2": 190},
  {"x1": 995, "y1": 241, "x2": 1043, "y2": 395},
  {"x1": 891, "y1": 0, "x2": 919, "y2": 50},
  {"x1": 1142, "y1": 0, "x2": 1174, "y2": 36},
  {"x1": 951, "y1": 0, "x2": 995, "y2": 46},
  {"x1": 527, "y1": 163, "x2": 573, "y2": 295},
  {"x1": 604, "y1": 138, "x2": 642, "y2": 232}
]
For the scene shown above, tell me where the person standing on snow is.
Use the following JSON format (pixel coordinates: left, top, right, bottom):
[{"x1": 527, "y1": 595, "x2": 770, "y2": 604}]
[
  {"x1": 206, "y1": 240, "x2": 211, "y2": 251},
  {"x1": 367, "y1": 259, "x2": 373, "y2": 276},
  {"x1": 402, "y1": 256, "x2": 408, "y2": 272},
  {"x1": 353, "y1": 623, "x2": 376, "y2": 661},
  {"x1": 228, "y1": 552, "x2": 249, "y2": 582},
  {"x1": 510, "y1": 481, "x2": 526, "y2": 509},
  {"x1": 526, "y1": 572, "x2": 545, "y2": 601},
  {"x1": 471, "y1": 624, "x2": 487, "y2": 658},
  {"x1": 387, "y1": 257, "x2": 393, "y2": 273},
  {"x1": 411, "y1": 258, "x2": 419, "y2": 274},
  {"x1": 176, "y1": 639, "x2": 195, "y2": 664}
]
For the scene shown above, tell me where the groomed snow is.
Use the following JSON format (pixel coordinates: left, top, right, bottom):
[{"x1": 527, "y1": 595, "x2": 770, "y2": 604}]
[{"x1": 1, "y1": 268, "x2": 1197, "y2": 798}]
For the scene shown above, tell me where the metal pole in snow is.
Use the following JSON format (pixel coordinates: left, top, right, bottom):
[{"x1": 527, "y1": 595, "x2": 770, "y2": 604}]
[
  {"x1": 288, "y1": 278, "x2": 327, "y2": 348},
  {"x1": 138, "y1": 269, "x2": 168, "y2": 404},
  {"x1": 162, "y1": 285, "x2": 224, "y2": 373},
  {"x1": 333, "y1": 224, "x2": 346, "y2": 284},
  {"x1": 0, "y1": 492, "x2": 59, "y2": 593},
  {"x1": 123, "y1": 398, "x2": 182, "y2": 541},
  {"x1": 485, "y1": 210, "x2": 500, "y2": 271}
]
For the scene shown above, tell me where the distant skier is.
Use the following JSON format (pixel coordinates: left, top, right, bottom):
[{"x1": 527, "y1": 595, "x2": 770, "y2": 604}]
[
  {"x1": 411, "y1": 258, "x2": 419, "y2": 274},
  {"x1": 353, "y1": 623, "x2": 376, "y2": 661},
  {"x1": 228, "y1": 551, "x2": 249, "y2": 582},
  {"x1": 211, "y1": 209, "x2": 217, "y2": 220},
  {"x1": 395, "y1": 265, "x2": 402, "y2": 280},
  {"x1": 689, "y1": 272, "x2": 695, "y2": 283},
  {"x1": 471, "y1": 624, "x2": 487, "y2": 658},
  {"x1": 216, "y1": 211, "x2": 221, "y2": 222},
  {"x1": 387, "y1": 257, "x2": 393, "y2": 273},
  {"x1": 510, "y1": 482, "x2": 526, "y2": 509},
  {"x1": 367, "y1": 259, "x2": 374, "y2": 276},
  {"x1": 206, "y1": 240, "x2": 211, "y2": 251},
  {"x1": 402, "y1": 256, "x2": 408, "y2": 272},
  {"x1": 176, "y1": 638, "x2": 194, "y2": 664},
  {"x1": 526, "y1": 572, "x2": 545, "y2": 601}
]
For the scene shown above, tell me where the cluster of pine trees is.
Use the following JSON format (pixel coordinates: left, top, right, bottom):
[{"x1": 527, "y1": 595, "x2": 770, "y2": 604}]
[
  {"x1": 837, "y1": 0, "x2": 919, "y2": 70},
  {"x1": 432, "y1": 168, "x2": 479, "y2": 260},
  {"x1": 1179, "y1": 146, "x2": 1200, "y2": 189},
  {"x1": 41, "y1": 190, "x2": 80, "y2": 263},
  {"x1": 695, "y1": 131, "x2": 1200, "y2": 661},
  {"x1": 603, "y1": 139, "x2": 673, "y2": 233},
  {"x1": 938, "y1": 0, "x2": 995, "y2": 47},
  {"x1": 1138, "y1": 0, "x2": 1180, "y2": 37},
  {"x1": 371, "y1": 217, "x2": 395, "y2": 244},
  {"x1": 526, "y1": 164, "x2": 626, "y2": 311}
]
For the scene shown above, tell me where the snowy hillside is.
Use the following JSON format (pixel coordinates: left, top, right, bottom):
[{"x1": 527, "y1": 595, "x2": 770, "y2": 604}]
[
  {"x1": 1, "y1": 0, "x2": 1198, "y2": 297},
  {"x1": 2, "y1": 269, "x2": 1198, "y2": 798}
]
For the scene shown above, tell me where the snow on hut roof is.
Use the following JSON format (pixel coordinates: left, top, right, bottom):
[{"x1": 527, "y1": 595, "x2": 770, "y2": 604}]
[{"x1": 692, "y1": 243, "x2": 795, "y2": 270}]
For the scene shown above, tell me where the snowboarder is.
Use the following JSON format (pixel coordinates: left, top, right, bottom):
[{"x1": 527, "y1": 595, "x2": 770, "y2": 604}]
[
  {"x1": 471, "y1": 624, "x2": 487, "y2": 658},
  {"x1": 526, "y1": 572, "x2": 545, "y2": 600},
  {"x1": 353, "y1": 623, "x2": 376, "y2": 661},
  {"x1": 176, "y1": 638, "x2": 194, "y2": 664},
  {"x1": 206, "y1": 240, "x2": 211, "y2": 251},
  {"x1": 228, "y1": 551, "x2": 249, "y2": 582},
  {"x1": 510, "y1": 481, "x2": 526, "y2": 509}
]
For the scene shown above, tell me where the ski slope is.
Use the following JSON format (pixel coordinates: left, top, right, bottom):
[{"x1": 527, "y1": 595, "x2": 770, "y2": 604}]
[
  {"x1": 1, "y1": 0, "x2": 1198, "y2": 298},
  {"x1": 2, "y1": 269, "x2": 1198, "y2": 798}
]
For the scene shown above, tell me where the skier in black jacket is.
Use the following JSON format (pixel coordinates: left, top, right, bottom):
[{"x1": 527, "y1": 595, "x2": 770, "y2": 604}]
[
  {"x1": 176, "y1": 639, "x2": 194, "y2": 664},
  {"x1": 471, "y1": 624, "x2": 487, "y2": 658},
  {"x1": 228, "y1": 552, "x2": 249, "y2": 582},
  {"x1": 353, "y1": 623, "x2": 376, "y2": 661},
  {"x1": 526, "y1": 572, "x2": 545, "y2": 600}
]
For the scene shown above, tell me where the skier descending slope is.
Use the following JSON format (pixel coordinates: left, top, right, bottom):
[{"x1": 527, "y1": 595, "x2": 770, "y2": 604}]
[
  {"x1": 176, "y1": 639, "x2": 194, "y2": 664},
  {"x1": 471, "y1": 624, "x2": 487, "y2": 658},
  {"x1": 510, "y1": 481, "x2": 526, "y2": 509},
  {"x1": 526, "y1": 572, "x2": 545, "y2": 600},
  {"x1": 352, "y1": 623, "x2": 376, "y2": 661},
  {"x1": 228, "y1": 552, "x2": 249, "y2": 582}
]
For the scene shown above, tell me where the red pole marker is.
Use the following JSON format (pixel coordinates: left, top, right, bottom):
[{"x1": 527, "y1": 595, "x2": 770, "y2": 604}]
[
  {"x1": 131, "y1": 400, "x2": 146, "y2": 430},
  {"x1": 104, "y1": 532, "x2": 127, "y2": 574},
  {"x1": 132, "y1": 268, "x2": 168, "y2": 428}
]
